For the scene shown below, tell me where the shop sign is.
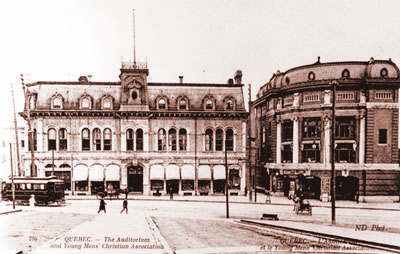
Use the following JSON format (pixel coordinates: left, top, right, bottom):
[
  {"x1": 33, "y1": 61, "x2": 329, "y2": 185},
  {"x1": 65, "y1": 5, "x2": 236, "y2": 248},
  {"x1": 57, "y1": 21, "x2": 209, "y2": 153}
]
[
  {"x1": 150, "y1": 159, "x2": 164, "y2": 164},
  {"x1": 321, "y1": 177, "x2": 330, "y2": 193},
  {"x1": 199, "y1": 159, "x2": 239, "y2": 164}
]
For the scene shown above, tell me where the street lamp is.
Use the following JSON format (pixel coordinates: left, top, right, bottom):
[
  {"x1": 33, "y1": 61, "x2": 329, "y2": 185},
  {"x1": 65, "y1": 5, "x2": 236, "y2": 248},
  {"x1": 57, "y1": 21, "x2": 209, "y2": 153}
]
[{"x1": 330, "y1": 80, "x2": 338, "y2": 225}]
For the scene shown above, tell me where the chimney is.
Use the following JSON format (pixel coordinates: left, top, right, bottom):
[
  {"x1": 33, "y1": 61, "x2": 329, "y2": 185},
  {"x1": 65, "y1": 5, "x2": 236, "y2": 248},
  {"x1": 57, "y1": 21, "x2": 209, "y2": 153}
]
[
  {"x1": 227, "y1": 78, "x2": 234, "y2": 85},
  {"x1": 87, "y1": 74, "x2": 92, "y2": 81},
  {"x1": 234, "y1": 70, "x2": 242, "y2": 84},
  {"x1": 78, "y1": 76, "x2": 88, "y2": 83},
  {"x1": 179, "y1": 76, "x2": 184, "y2": 84}
]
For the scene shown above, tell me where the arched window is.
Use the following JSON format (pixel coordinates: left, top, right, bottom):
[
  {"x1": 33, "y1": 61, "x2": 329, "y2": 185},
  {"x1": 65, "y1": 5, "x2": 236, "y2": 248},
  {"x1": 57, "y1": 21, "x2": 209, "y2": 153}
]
[
  {"x1": 206, "y1": 99, "x2": 213, "y2": 110},
  {"x1": 136, "y1": 129, "x2": 143, "y2": 151},
  {"x1": 59, "y1": 128, "x2": 67, "y2": 151},
  {"x1": 168, "y1": 129, "x2": 177, "y2": 151},
  {"x1": 158, "y1": 129, "x2": 166, "y2": 151},
  {"x1": 103, "y1": 128, "x2": 112, "y2": 151},
  {"x1": 53, "y1": 97, "x2": 62, "y2": 109},
  {"x1": 179, "y1": 99, "x2": 187, "y2": 110},
  {"x1": 205, "y1": 129, "x2": 213, "y2": 151},
  {"x1": 48, "y1": 128, "x2": 56, "y2": 151},
  {"x1": 81, "y1": 97, "x2": 90, "y2": 109},
  {"x1": 103, "y1": 97, "x2": 112, "y2": 109},
  {"x1": 226, "y1": 99, "x2": 234, "y2": 110},
  {"x1": 126, "y1": 129, "x2": 134, "y2": 151},
  {"x1": 93, "y1": 128, "x2": 101, "y2": 151},
  {"x1": 158, "y1": 98, "x2": 166, "y2": 109},
  {"x1": 225, "y1": 129, "x2": 234, "y2": 151},
  {"x1": 179, "y1": 129, "x2": 187, "y2": 151},
  {"x1": 216, "y1": 129, "x2": 223, "y2": 151},
  {"x1": 81, "y1": 128, "x2": 90, "y2": 151}
]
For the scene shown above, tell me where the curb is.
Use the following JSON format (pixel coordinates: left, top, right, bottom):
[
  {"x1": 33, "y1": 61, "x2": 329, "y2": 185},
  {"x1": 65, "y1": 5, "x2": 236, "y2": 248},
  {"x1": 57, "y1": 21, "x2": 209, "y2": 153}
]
[
  {"x1": 0, "y1": 209, "x2": 22, "y2": 215},
  {"x1": 65, "y1": 197, "x2": 400, "y2": 211}
]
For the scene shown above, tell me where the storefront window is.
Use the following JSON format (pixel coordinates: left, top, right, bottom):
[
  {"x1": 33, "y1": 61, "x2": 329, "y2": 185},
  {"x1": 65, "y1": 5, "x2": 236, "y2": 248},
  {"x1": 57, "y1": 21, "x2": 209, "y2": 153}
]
[
  {"x1": 182, "y1": 180, "x2": 194, "y2": 191},
  {"x1": 229, "y1": 169, "x2": 240, "y2": 189},
  {"x1": 198, "y1": 180, "x2": 210, "y2": 193},
  {"x1": 151, "y1": 180, "x2": 164, "y2": 190},
  {"x1": 75, "y1": 181, "x2": 88, "y2": 191}
]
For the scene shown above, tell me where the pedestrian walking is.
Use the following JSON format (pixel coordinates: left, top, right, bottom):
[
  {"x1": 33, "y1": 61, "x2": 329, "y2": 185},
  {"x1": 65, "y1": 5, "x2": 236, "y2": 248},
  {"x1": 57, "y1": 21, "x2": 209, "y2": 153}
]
[
  {"x1": 120, "y1": 198, "x2": 128, "y2": 214},
  {"x1": 98, "y1": 197, "x2": 106, "y2": 214},
  {"x1": 168, "y1": 185, "x2": 173, "y2": 200}
]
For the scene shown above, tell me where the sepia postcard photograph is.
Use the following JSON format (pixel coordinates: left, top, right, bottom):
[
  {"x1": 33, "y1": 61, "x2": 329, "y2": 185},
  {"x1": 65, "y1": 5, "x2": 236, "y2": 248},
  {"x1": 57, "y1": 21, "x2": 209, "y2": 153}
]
[{"x1": 0, "y1": 0, "x2": 400, "y2": 253}]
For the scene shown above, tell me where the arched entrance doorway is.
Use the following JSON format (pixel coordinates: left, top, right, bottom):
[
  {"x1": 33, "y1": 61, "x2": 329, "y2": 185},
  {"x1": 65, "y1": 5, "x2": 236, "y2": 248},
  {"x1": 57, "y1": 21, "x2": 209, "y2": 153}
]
[{"x1": 127, "y1": 165, "x2": 143, "y2": 192}]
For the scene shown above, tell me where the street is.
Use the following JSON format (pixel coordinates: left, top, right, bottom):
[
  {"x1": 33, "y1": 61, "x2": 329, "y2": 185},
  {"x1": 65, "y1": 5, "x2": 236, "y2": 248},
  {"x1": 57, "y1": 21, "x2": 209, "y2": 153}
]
[{"x1": 1, "y1": 197, "x2": 400, "y2": 253}]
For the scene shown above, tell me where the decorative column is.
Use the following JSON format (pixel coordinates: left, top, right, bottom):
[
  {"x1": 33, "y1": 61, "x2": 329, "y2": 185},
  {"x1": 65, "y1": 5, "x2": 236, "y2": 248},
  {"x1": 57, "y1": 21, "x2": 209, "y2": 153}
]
[
  {"x1": 276, "y1": 118, "x2": 282, "y2": 164},
  {"x1": 324, "y1": 115, "x2": 331, "y2": 165},
  {"x1": 292, "y1": 116, "x2": 299, "y2": 164},
  {"x1": 359, "y1": 115, "x2": 365, "y2": 164}
]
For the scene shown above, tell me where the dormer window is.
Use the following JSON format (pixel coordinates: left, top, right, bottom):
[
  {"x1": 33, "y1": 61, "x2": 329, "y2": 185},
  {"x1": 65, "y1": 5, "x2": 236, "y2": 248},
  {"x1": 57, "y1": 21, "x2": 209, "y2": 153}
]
[
  {"x1": 206, "y1": 99, "x2": 213, "y2": 110},
  {"x1": 380, "y1": 68, "x2": 388, "y2": 78},
  {"x1": 81, "y1": 97, "x2": 90, "y2": 109},
  {"x1": 103, "y1": 97, "x2": 112, "y2": 109},
  {"x1": 53, "y1": 97, "x2": 62, "y2": 109},
  {"x1": 226, "y1": 99, "x2": 234, "y2": 110},
  {"x1": 158, "y1": 98, "x2": 166, "y2": 109},
  {"x1": 179, "y1": 99, "x2": 187, "y2": 110},
  {"x1": 341, "y1": 69, "x2": 350, "y2": 79}
]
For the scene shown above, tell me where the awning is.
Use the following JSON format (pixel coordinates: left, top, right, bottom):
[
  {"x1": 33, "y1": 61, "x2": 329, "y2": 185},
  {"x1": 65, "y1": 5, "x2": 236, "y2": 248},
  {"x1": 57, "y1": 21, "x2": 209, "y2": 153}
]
[
  {"x1": 105, "y1": 164, "x2": 120, "y2": 181},
  {"x1": 73, "y1": 164, "x2": 88, "y2": 181},
  {"x1": 213, "y1": 165, "x2": 226, "y2": 180},
  {"x1": 89, "y1": 164, "x2": 104, "y2": 181},
  {"x1": 181, "y1": 165, "x2": 195, "y2": 180},
  {"x1": 198, "y1": 165, "x2": 211, "y2": 180},
  {"x1": 150, "y1": 165, "x2": 164, "y2": 180},
  {"x1": 166, "y1": 164, "x2": 180, "y2": 180}
]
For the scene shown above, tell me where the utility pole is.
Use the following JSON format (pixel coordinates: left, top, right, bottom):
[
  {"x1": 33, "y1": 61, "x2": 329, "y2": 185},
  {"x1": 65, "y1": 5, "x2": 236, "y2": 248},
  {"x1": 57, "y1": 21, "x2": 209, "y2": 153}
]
[
  {"x1": 10, "y1": 143, "x2": 15, "y2": 209},
  {"x1": 330, "y1": 80, "x2": 338, "y2": 225},
  {"x1": 21, "y1": 74, "x2": 36, "y2": 176},
  {"x1": 52, "y1": 150, "x2": 55, "y2": 176},
  {"x1": 11, "y1": 83, "x2": 21, "y2": 176},
  {"x1": 248, "y1": 84, "x2": 253, "y2": 202},
  {"x1": 225, "y1": 140, "x2": 229, "y2": 218}
]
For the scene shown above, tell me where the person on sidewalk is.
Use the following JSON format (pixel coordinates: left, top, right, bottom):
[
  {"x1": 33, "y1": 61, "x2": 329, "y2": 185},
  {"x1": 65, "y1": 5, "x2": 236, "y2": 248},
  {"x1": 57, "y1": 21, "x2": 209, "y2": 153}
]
[
  {"x1": 98, "y1": 197, "x2": 106, "y2": 214},
  {"x1": 168, "y1": 184, "x2": 173, "y2": 200},
  {"x1": 120, "y1": 198, "x2": 128, "y2": 214}
]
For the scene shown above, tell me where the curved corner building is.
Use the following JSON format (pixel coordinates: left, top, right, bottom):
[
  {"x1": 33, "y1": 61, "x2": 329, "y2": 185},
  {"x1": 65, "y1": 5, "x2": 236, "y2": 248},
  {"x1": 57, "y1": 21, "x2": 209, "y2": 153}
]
[{"x1": 253, "y1": 58, "x2": 400, "y2": 200}]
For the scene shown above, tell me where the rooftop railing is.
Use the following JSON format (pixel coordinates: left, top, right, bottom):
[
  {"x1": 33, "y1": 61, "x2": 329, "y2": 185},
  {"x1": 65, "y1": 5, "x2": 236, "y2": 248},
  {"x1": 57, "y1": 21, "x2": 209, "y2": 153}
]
[{"x1": 121, "y1": 60, "x2": 148, "y2": 70}]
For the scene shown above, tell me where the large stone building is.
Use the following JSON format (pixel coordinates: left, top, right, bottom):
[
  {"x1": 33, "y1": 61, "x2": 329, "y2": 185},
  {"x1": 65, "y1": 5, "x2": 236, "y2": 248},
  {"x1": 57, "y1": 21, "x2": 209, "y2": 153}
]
[
  {"x1": 253, "y1": 58, "x2": 400, "y2": 200},
  {"x1": 20, "y1": 62, "x2": 248, "y2": 196}
]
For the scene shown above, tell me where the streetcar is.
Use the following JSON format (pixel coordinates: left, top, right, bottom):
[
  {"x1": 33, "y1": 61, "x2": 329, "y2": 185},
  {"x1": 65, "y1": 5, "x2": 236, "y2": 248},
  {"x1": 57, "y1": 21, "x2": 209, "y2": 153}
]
[{"x1": 1, "y1": 176, "x2": 65, "y2": 206}]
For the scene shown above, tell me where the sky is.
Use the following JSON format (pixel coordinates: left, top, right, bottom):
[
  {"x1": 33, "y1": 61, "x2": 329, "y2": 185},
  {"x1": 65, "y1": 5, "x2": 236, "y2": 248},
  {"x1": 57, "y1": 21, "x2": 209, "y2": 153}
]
[{"x1": 1, "y1": 0, "x2": 400, "y2": 130}]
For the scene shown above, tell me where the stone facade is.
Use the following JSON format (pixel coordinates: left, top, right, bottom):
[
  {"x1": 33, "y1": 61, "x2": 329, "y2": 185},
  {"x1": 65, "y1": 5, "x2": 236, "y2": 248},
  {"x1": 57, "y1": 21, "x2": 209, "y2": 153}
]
[
  {"x1": 253, "y1": 58, "x2": 400, "y2": 200},
  {"x1": 21, "y1": 63, "x2": 248, "y2": 196}
]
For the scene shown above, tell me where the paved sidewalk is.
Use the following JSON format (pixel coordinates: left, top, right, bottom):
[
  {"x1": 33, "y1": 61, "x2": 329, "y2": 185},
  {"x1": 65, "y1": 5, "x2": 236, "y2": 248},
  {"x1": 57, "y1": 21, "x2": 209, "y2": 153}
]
[
  {"x1": 31, "y1": 213, "x2": 172, "y2": 254},
  {"x1": 241, "y1": 219, "x2": 400, "y2": 252}
]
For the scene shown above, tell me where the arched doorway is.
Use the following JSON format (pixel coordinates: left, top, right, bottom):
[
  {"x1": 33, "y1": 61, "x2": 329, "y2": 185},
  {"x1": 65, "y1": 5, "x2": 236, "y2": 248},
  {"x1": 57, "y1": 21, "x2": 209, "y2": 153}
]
[
  {"x1": 127, "y1": 165, "x2": 143, "y2": 192},
  {"x1": 336, "y1": 176, "x2": 359, "y2": 201}
]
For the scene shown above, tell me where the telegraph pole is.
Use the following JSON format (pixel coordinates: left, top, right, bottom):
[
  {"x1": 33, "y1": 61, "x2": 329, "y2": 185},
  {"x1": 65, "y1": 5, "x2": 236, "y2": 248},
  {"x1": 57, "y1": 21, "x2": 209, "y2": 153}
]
[
  {"x1": 10, "y1": 143, "x2": 16, "y2": 209},
  {"x1": 52, "y1": 150, "x2": 55, "y2": 176},
  {"x1": 225, "y1": 140, "x2": 229, "y2": 218},
  {"x1": 11, "y1": 83, "x2": 21, "y2": 176},
  {"x1": 248, "y1": 84, "x2": 253, "y2": 202},
  {"x1": 330, "y1": 81, "x2": 338, "y2": 225},
  {"x1": 21, "y1": 74, "x2": 36, "y2": 176}
]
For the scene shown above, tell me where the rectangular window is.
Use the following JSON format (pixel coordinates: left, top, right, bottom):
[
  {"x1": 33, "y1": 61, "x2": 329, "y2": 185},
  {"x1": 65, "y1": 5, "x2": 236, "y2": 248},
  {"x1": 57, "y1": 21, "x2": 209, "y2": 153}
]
[
  {"x1": 335, "y1": 143, "x2": 356, "y2": 163},
  {"x1": 335, "y1": 117, "x2": 355, "y2": 139},
  {"x1": 282, "y1": 144, "x2": 292, "y2": 163},
  {"x1": 303, "y1": 119, "x2": 321, "y2": 139},
  {"x1": 282, "y1": 120, "x2": 293, "y2": 141},
  {"x1": 379, "y1": 129, "x2": 387, "y2": 144},
  {"x1": 301, "y1": 143, "x2": 320, "y2": 163}
]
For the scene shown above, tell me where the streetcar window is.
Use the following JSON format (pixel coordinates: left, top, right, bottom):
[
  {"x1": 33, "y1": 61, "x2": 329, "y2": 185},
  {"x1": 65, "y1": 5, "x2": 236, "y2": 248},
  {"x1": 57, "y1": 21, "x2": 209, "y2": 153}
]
[
  {"x1": 26, "y1": 183, "x2": 31, "y2": 189},
  {"x1": 40, "y1": 184, "x2": 45, "y2": 190},
  {"x1": 20, "y1": 184, "x2": 26, "y2": 190},
  {"x1": 54, "y1": 183, "x2": 63, "y2": 192},
  {"x1": 33, "y1": 184, "x2": 42, "y2": 190}
]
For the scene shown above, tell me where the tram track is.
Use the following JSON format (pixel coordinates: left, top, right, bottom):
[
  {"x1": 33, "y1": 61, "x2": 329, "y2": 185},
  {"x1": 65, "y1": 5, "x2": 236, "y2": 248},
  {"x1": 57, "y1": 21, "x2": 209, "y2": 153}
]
[{"x1": 236, "y1": 219, "x2": 400, "y2": 254}]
